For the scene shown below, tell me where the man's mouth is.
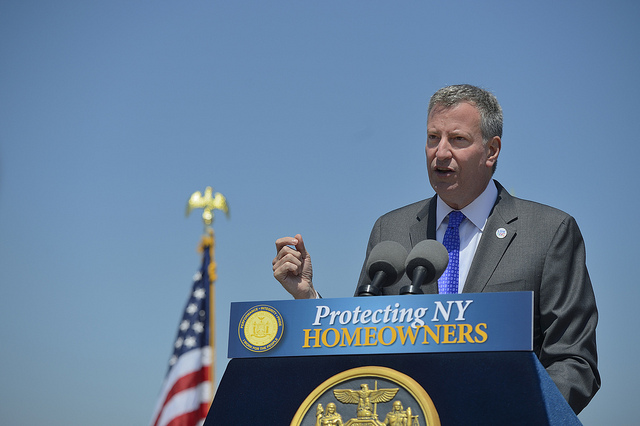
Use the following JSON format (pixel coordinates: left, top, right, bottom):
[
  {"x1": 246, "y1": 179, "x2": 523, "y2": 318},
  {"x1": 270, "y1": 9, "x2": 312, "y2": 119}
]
[{"x1": 434, "y1": 166, "x2": 454, "y2": 175}]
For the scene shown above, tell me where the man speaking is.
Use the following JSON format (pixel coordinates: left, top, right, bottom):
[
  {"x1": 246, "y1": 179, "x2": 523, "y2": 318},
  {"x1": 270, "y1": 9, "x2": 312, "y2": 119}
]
[{"x1": 272, "y1": 84, "x2": 600, "y2": 414}]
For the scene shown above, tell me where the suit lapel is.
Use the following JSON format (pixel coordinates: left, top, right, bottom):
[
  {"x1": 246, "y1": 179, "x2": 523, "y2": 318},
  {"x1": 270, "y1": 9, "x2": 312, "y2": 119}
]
[
  {"x1": 463, "y1": 183, "x2": 518, "y2": 293},
  {"x1": 409, "y1": 196, "x2": 438, "y2": 294},
  {"x1": 409, "y1": 195, "x2": 437, "y2": 246}
]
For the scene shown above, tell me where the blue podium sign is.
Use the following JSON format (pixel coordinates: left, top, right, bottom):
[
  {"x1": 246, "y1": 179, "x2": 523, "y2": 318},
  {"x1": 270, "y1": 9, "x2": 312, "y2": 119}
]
[{"x1": 228, "y1": 291, "x2": 533, "y2": 359}]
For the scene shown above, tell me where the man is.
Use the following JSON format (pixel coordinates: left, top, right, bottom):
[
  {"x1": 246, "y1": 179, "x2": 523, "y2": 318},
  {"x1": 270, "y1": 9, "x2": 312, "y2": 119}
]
[{"x1": 272, "y1": 84, "x2": 600, "y2": 414}]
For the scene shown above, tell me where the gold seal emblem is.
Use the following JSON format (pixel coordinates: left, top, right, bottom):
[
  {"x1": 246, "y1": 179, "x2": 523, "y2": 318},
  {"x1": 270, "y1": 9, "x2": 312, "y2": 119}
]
[
  {"x1": 238, "y1": 305, "x2": 284, "y2": 352},
  {"x1": 291, "y1": 366, "x2": 440, "y2": 426}
]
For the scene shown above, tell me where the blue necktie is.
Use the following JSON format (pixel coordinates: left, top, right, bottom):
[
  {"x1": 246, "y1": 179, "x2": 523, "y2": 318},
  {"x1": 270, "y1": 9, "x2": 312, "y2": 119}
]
[{"x1": 439, "y1": 211, "x2": 465, "y2": 294}]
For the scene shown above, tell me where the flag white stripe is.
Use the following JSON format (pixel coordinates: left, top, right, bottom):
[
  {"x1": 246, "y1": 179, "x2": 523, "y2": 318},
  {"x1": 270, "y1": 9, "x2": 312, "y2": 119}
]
[
  {"x1": 157, "y1": 382, "x2": 212, "y2": 426},
  {"x1": 150, "y1": 347, "x2": 212, "y2": 425}
]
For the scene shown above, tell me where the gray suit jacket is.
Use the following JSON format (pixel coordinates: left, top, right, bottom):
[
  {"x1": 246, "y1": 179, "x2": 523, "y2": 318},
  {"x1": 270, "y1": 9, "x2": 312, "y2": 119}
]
[{"x1": 355, "y1": 181, "x2": 600, "y2": 414}]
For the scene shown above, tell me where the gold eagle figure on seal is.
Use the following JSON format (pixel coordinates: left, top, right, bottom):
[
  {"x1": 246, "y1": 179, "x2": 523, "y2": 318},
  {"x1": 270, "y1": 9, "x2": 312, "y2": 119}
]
[{"x1": 333, "y1": 384, "x2": 399, "y2": 420}]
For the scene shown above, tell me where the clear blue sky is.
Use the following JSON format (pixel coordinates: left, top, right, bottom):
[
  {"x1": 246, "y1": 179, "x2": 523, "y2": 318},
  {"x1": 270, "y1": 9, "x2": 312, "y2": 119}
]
[{"x1": 1, "y1": 1, "x2": 638, "y2": 424}]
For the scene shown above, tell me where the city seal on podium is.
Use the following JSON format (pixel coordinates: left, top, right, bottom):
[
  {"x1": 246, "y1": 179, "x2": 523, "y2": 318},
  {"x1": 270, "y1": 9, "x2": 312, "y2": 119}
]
[
  {"x1": 238, "y1": 304, "x2": 284, "y2": 352},
  {"x1": 291, "y1": 366, "x2": 440, "y2": 426}
]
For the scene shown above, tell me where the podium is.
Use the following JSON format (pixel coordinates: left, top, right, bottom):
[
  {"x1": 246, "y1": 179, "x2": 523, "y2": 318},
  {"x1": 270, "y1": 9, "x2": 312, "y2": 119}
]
[{"x1": 204, "y1": 293, "x2": 581, "y2": 425}]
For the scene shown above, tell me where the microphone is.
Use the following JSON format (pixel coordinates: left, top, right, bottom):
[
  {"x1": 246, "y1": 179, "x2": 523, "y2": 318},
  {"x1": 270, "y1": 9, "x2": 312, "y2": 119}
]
[
  {"x1": 400, "y1": 239, "x2": 449, "y2": 295},
  {"x1": 356, "y1": 241, "x2": 408, "y2": 296}
]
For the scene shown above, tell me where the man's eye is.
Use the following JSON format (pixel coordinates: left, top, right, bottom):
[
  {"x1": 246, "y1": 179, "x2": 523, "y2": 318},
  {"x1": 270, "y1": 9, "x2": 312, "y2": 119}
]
[{"x1": 451, "y1": 136, "x2": 469, "y2": 144}]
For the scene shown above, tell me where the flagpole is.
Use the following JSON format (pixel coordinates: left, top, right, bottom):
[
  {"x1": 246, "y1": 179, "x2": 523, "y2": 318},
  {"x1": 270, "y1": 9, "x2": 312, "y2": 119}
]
[
  {"x1": 208, "y1": 228, "x2": 216, "y2": 393},
  {"x1": 150, "y1": 187, "x2": 228, "y2": 426},
  {"x1": 187, "y1": 187, "x2": 229, "y2": 398},
  {"x1": 210, "y1": 263, "x2": 216, "y2": 392}
]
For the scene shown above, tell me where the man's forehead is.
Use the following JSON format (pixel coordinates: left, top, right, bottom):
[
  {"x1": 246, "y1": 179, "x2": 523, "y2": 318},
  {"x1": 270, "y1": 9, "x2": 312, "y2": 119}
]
[{"x1": 427, "y1": 101, "x2": 481, "y2": 127}]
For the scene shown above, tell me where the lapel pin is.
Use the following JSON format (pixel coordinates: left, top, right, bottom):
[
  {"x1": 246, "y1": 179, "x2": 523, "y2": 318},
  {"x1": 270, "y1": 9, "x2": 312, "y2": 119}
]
[{"x1": 496, "y1": 228, "x2": 507, "y2": 239}]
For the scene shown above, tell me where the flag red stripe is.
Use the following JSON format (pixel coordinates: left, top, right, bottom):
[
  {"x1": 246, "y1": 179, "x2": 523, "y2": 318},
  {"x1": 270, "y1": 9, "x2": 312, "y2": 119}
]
[
  {"x1": 152, "y1": 365, "x2": 211, "y2": 426},
  {"x1": 165, "y1": 402, "x2": 209, "y2": 426},
  {"x1": 165, "y1": 365, "x2": 210, "y2": 409}
]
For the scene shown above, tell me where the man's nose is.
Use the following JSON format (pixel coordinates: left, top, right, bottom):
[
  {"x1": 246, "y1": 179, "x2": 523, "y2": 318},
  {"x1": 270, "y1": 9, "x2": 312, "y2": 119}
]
[{"x1": 435, "y1": 138, "x2": 452, "y2": 160}]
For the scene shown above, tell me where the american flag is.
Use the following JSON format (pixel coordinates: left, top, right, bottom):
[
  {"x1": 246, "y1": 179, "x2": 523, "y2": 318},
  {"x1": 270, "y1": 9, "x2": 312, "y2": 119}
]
[{"x1": 150, "y1": 245, "x2": 213, "y2": 426}]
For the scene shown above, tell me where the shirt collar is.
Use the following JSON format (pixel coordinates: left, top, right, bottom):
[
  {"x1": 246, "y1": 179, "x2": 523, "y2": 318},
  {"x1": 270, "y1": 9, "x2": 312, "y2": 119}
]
[{"x1": 435, "y1": 180, "x2": 498, "y2": 231}]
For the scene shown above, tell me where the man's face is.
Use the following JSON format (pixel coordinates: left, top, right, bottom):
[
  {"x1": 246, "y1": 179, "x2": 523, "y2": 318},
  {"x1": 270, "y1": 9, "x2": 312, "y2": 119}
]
[{"x1": 426, "y1": 102, "x2": 500, "y2": 210}]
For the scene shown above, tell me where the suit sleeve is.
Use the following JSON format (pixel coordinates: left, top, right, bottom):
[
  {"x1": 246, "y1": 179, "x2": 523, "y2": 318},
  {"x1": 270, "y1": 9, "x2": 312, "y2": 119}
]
[{"x1": 538, "y1": 215, "x2": 600, "y2": 414}]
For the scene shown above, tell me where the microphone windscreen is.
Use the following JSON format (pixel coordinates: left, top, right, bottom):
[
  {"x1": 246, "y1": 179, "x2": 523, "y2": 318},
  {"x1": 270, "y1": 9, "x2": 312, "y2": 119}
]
[
  {"x1": 405, "y1": 240, "x2": 449, "y2": 284},
  {"x1": 365, "y1": 241, "x2": 408, "y2": 286}
]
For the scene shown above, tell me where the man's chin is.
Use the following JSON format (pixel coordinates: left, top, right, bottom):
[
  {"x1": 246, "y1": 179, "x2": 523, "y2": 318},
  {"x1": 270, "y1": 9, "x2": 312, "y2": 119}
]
[
  {"x1": 433, "y1": 184, "x2": 469, "y2": 209},
  {"x1": 431, "y1": 180, "x2": 459, "y2": 196}
]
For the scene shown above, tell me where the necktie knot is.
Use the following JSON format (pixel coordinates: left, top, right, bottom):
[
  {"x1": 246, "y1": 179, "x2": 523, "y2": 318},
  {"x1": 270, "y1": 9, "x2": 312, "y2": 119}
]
[{"x1": 448, "y1": 210, "x2": 465, "y2": 229}]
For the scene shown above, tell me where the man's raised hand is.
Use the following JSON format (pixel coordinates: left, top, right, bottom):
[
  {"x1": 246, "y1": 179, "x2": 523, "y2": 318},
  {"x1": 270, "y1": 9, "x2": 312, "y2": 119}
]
[{"x1": 272, "y1": 234, "x2": 317, "y2": 299}]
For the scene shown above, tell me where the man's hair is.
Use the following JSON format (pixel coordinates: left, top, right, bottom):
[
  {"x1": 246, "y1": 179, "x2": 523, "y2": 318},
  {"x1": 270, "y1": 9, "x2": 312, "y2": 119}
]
[{"x1": 428, "y1": 84, "x2": 503, "y2": 143}]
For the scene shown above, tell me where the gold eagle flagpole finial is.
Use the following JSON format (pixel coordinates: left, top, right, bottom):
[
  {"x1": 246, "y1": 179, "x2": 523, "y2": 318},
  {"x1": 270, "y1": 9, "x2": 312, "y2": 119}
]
[
  {"x1": 186, "y1": 186, "x2": 230, "y2": 230},
  {"x1": 185, "y1": 186, "x2": 229, "y2": 398}
]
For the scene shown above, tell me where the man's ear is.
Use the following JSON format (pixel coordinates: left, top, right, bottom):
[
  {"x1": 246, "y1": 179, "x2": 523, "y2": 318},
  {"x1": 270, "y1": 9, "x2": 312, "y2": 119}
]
[{"x1": 486, "y1": 136, "x2": 501, "y2": 167}]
